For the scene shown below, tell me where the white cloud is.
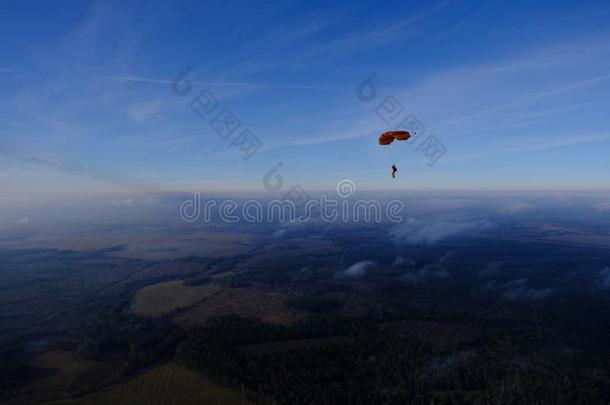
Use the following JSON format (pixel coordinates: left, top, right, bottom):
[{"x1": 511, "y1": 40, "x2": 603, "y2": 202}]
[
  {"x1": 390, "y1": 220, "x2": 493, "y2": 245},
  {"x1": 336, "y1": 261, "x2": 376, "y2": 280}
]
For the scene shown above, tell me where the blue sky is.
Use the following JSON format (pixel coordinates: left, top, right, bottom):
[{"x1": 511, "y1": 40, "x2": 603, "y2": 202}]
[{"x1": 1, "y1": 0, "x2": 610, "y2": 198}]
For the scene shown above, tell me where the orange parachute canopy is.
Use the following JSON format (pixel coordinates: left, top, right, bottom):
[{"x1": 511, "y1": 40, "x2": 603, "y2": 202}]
[{"x1": 378, "y1": 130, "x2": 411, "y2": 145}]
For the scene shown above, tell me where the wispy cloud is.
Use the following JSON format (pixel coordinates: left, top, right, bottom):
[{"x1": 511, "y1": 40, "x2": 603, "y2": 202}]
[
  {"x1": 598, "y1": 267, "x2": 610, "y2": 288},
  {"x1": 478, "y1": 261, "x2": 503, "y2": 278},
  {"x1": 447, "y1": 133, "x2": 610, "y2": 163},
  {"x1": 260, "y1": 115, "x2": 379, "y2": 152},
  {"x1": 16, "y1": 154, "x2": 65, "y2": 169},
  {"x1": 594, "y1": 202, "x2": 610, "y2": 212},
  {"x1": 0, "y1": 152, "x2": 159, "y2": 193},
  {"x1": 270, "y1": 37, "x2": 610, "y2": 150},
  {"x1": 109, "y1": 75, "x2": 335, "y2": 92},
  {"x1": 15, "y1": 217, "x2": 30, "y2": 225},
  {"x1": 296, "y1": 0, "x2": 450, "y2": 64},
  {"x1": 498, "y1": 202, "x2": 536, "y2": 213},
  {"x1": 476, "y1": 278, "x2": 555, "y2": 302},
  {"x1": 432, "y1": 71, "x2": 610, "y2": 129},
  {"x1": 400, "y1": 251, "x2": 454, "y2": 284},
  {"x1": 127, "y1": 98, "x2": 168, "y2": 124},
  {"x1": 271, "y1": 229, "x2": 287, "y2": 238},
  {"x1": 432, "y1": 0, "x2": 506, "y2": 40},
  {"x1": 501, "y1": 278, "x2": 555, "y2": 301},
  {"x1": 393, "y1": 256, "x2": 416, "y2": 267}
]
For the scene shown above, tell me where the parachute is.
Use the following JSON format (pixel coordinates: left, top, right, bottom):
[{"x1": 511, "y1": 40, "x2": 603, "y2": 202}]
[
  {"x1": 378, "y1": 131, "x2": 411, "y2": 145},
  {"x1": 378, "y1": 131, "x2": 412, "y2": 178}
]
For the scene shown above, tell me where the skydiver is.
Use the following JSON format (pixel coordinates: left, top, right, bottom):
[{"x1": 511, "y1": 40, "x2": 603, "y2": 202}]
[{"x1": 391, "y1": 164, "x2": 397, "y2": 178}]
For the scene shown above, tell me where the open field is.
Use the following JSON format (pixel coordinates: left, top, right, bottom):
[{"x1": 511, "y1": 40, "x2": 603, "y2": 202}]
[
  {"x1": 51, "y1": 362, "x2": 253, "y2": 405},
  {"x1": 0, "y1": 227, "x2": 258, "y2": 260},
  {"x1": 173, "y1": 286, "x2": 300, "y2": 327},
  {"x1": 131, "y1": 280, "x2": 222, "y2": 317},
  {"x1": 28, "y1": 351, "x2": 83, "y2": 397},
  {"x1": 3, "y1": 351, "x2": 123, "y2": 405},
  {"x1": 7, "y1": 351, "x2": 87, "y2": 405}
]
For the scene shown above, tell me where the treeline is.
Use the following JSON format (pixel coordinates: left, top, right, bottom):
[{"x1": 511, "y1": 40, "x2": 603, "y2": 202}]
[
  {"x1": 75, "y1": 314, "x2": 182, "y2": 368},
  {"x1": 176, "y1": 314, "x2": 610, "y2": 405},
  {"x1": 285, "y1": 296, "x2": 343, "y2": 313}
]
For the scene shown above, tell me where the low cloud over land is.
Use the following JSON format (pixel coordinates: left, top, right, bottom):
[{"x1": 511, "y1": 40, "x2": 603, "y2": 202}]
[
  {"x1": 390, "y1": 220, "x2": 493, "y2": 245},
  {"x1": 336, "y1": 261, "x2": 376, "y2": 280}
]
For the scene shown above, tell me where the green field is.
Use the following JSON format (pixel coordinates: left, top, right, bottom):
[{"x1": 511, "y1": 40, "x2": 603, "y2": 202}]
[{"x1": 53, "y1": 363, "x2": 254, "y2": 405}]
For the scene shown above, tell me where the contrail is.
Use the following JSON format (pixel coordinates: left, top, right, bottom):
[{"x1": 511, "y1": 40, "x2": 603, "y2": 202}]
[
  {"x1": 432, "y1": 72, "x2": 610, "y2": 129},
  {"x1": 109, "y1": 75, "x2": 335, "y2": 92}
]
